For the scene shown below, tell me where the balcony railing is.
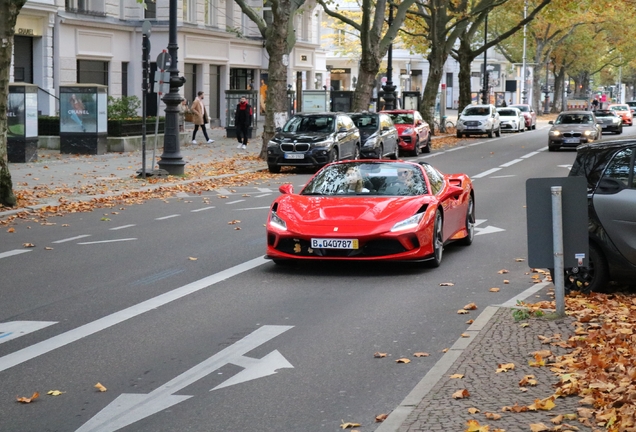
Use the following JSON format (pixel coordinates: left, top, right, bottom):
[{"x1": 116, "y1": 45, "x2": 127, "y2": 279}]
[{"x1": 65, "y1": 7, "x2": 107, "y2": 17}]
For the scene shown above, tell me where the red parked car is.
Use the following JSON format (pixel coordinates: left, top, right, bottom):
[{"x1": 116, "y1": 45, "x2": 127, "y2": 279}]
[
  {"x1": 509, "y1": 104, "x2": 537, "y2": 130},
  {"x1": 381, "y1": 110, "x2": 431, "y2": 156},
  {"x1": 265, "y1": 160, "x2": 475, "y2": 267}
]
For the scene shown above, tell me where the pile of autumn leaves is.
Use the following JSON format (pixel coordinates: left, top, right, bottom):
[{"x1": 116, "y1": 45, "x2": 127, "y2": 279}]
[{"x1": 469, "y1": 292, "x2": 636, "y2": 432}]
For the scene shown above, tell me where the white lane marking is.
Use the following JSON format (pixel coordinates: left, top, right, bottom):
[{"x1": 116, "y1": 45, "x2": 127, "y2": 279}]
[
  {"x1": 235, "y1": 206, "x2": 271, "y2": 211},
  {"x1": 191, "y1": 206, "x2": 216, "y2": 212},
  {"x1": 255, "y1": 193, "x2": 272, "y2": 198},
  {"x1": 537, "y1": 146, "x2": 548, "y2": 151},
  {"x1": 155, "y1": 214, "x2": 180, "y2": 220},
  {"x1": 225, "y1": 200, "x2": 246, "y2": 205},
  {"x1": 215, "y1": 188, "x2": 232, "y2": 195},
  {"x1": 471, "y1": 168, "x2": 501, "y2": 179},
  {"x1": 0, "y1": 321, "x2": 57, "y2": 345},
  {"x1": 110, "y1": 224, "x2": 136, "y2": 231},
  {"x1": 256, "y1": 188, "x2": 273, "y2": 192},
  {"x1": 0, "y1": 250, "x2": 32, "y2": 259},
  {"x1": 176, "y1": 192, "x2": 189, "y2": 198},
  {"x1": 500, "y1": 159, "x2": 523, "y2": 167},
  {"x1": 490, "y1": 175, "x2": 516, "y2": 179},
  {"x1": 474, "y1": 219, "x2": 505, "y2": 236},
  {"x1": 52, "y1": 235, "x2": 91, "y2": 244},
  {"x1": 521, "y1": 151, "x2": 540, "y2": 158},
  {"x1": 77, "y1": 238, "x2": 137, "y2": 245},
  {"x1": 0, "y1": 257, "x2": 269, "y2": 373},
  {"x1": 76, "y1": 326, "x2": 293, "y2": 432}
]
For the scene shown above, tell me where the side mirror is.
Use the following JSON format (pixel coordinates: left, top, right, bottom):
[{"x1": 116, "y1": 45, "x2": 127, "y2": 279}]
[
  {"x1": 338, "y1": 127, "x2": 348, "y2": 133},
  {"x1": 275, "y1": 127, "x2": 282, "y2": 132},
  {"x1": 382, "y1": 126, "x2": 390, "y2": 131},
  {"x1": 279, "y1": 184, "x2": 294, "y2": 194},
  {"x1": 446, "y1": 185, "x2": 464, "y2": 199},
  {"x1": 596, "y1": 178, "x2": 624, "y2": 195},
  {"x1": 548, "y1": 121, "x2": 554, "y2": 124}
]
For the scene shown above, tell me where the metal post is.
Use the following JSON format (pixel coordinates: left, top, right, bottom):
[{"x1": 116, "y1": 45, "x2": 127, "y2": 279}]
[
  {"x1": 481, "y1": 14, "x2": 489, "y2": 105},
  {"x1": 543, "y1": 61, "x2": 550, "y2": 114},
  {"x1": 157, "y1": 0, "x2": 186, "y2": 175},
  {"x1": 521, "y1": 0, "x2": 527, "y2": 104},
  {"x1": 551, "y1": 186, "x2": 565, "y2": 317},
  {"x1": 140, "y1": 21, "x2": 151, "y2": 179},
  {"x1": 381, "y1": 5, "x2": 396, "y2": 110}
]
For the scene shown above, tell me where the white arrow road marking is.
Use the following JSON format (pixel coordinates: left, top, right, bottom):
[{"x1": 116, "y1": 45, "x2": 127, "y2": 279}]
[
  {"x1": 76, "y1": 325, "x2": 293, "y2": 432},
  {"x1": 474, "y1": 219, "x2": 505, "y2": 236},
  {"x1": 0, "y1": 249, "x2": 32, "y2": 259},
  {"x1": 0, "y1": 321, "x2": 57, "y2": 344}
]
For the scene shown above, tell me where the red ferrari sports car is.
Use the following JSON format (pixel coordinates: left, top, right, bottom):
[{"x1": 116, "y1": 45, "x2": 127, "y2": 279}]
[{"x1": 266, "y1": 160, "x2": 475, "y2": 266}]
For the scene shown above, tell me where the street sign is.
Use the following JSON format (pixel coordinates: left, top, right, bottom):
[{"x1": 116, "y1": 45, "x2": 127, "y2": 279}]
[
  {"x1": 76, "y1": 325, "x2": 294, "y2": 432},
  {"x1": 526, "y1": 177, "x2": 588, "y2": 268},
  {"x1": 156, "y1": 51, "x2": 169, "y2": 71}
]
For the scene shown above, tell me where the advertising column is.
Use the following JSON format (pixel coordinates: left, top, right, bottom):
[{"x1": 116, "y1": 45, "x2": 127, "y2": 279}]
[
  {"x1": 7, "y1": 84, "x2": 38, "y2": 163},
  {"x1": 59, "y1": 84, "x2": 108, "y2": 155}
]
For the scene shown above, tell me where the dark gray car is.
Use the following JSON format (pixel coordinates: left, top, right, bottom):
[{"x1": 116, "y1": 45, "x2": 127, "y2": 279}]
[
  {"x1": 266, "y1": 113, "x2": 361, "y2": 173},
  {"x1": 348, "y1": 112, "x2": 399, "y2": 159}
]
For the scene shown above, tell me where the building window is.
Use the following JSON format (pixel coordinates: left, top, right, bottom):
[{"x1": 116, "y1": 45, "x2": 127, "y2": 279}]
[
  {"x1": 183, "y1": 0, "x2": 195, "y2": 22},
  {"x1": 262, "y1": 0, "x2": 273, "y2": 26},
  {"x1": 13, "y1": 36, "x2": 33, "y2": 83},
  {"x1": 77, "y1": 60, "x2": 109, "y2": 86},
  {"x1": 205, "y1": 0, "x2": 218, "y2": 27},
  {"x1": 65, "y1": 0, "x2": 106, "y2": 16},
  {"x1": 122, "y1": 62, "x2": 129, "y2": 96},
  {"x1": 183, "y1": 63, "x2": 197, "y2": 104},
  {"x1": 144, "y1": 0, "x2": 156, "y2": 19},
  {"x1": 229, "y1": 69, "x2": 254, "y2": 90}
]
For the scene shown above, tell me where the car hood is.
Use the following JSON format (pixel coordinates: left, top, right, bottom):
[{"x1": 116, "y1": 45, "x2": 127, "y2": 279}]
[
  {"x1": 393, "y1": 124, "x2": 415, "y2": 133},
  {"x1": 551, "y1": 124, "x2": 596, "y2": 132},
  {"x1": 460, "y1": 115, "x2": 492, "y2": 121},
  {"x1": 498, "y1": 115, "x2": 519, "y2": 121},
  {"x1": 274, "y1": 132, "x2": 333, "y2": 143},
  {"x1": 275, "y1": 195, "x2": 432, "y2": 234},
  {"x1": 359, "y1": 129, "x2": 377, "y2": 141}
]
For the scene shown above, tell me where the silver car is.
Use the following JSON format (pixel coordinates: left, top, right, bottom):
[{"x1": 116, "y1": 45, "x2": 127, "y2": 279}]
[
  {"x1": 496, "y1": 107, "x2": 525, "y2": 133},
  {"x1": 456, "y1": 104, "x2": 501, "y2": 138},
  {"x1": 547, "y1": 110, "x2": 602, "y2": 151}
]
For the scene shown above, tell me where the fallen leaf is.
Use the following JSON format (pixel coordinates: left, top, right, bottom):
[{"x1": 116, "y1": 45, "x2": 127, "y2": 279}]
[
  {"x1": 23, "y1": 243, "x2": 35, "y2": 248},
  {"x1": 228, "y1": 219, "x2": 241, "y2": 224},
  {"x1": 94, "y1": 383, "x2": 107, "y2": 392},
  {"x1": 452, "y1": 388, "x2": 470, "y2": 399},
  {"x1": 465, "y1": 419, "x2": 488, "y2": 432},
  {"x1": 520, "y1": 323, "x2": 529, "y2": 328},
  {"x1": 503, "y1": 280, "x2": 509, "y2": 284},
  {"x1": 529, "y1": 396, "x2": 556, "y2": 411},
  {"x1": 461, "y1": 333, "x2": 470, "y2": 338},
  {"x1": 529, "y1": 423, "x2": 549, "y2": 432},
  {"x1": 514, "y1": 258, "x2": 525, "y2": 262},
  {"x1": 375, "y1": 413, "x2": 388, "y2": 422},
  {"x1": 340, "y1": 421, "x2": 361, "y2": 429},
  {"x1": 489, "y1": 287, "x2": 500, "y2": 292},
  {"x1": 519, "y1": 375, "x2": 537, "y2": 386},
  {"x1": 450, "y1": 374, "x2": 464, "y2": 379},
  {"x1": 528, "y1": 353, "x2": 546, "y2": 367},
  {"x1": 550, "y1": 414, "x2": 563, "y2": 425},
  {"x1": 395, "y1": 358, "x2": 411, "y2": 364},
  {"x1": 47, "y1": 390, "x2": 65, "y2": 396},
  {"x1": 484, "y1": 412, "x2": 501, "y2": 420},
  {"x1": 7, "y1": 227, "x2": 15, "y2": 233},
  {"x1": 16, "y1": 392, "x2": 39, "y2": 403},
  {"x1": 413, "y1": 352, "x2": 429, "y2": 357},
  {"x1": 457, "y1": 309, "x2": 470, "y2": 314},
  {"x1": 440, "y1": 282, "x2": 455, "y2": 286},
  {"x1": 466, "y1": 319, "x2": 474, "y2": 324},
  {"x1": 188, "y1": 257, "x2": 198, "y2": 261},
  {"x1": 373, "y1": 352, "x2": 387, "y2": 358},
  {"x1": 44, "y1": 247, "x2": 53, "y2": 250},
  {"x1": 496, "y1": 363, "x2": 515, "y2": 373},
  {"x1": 463, "y1": 303, "x2": 478, "y2": 310},
  {"x1": 234, "y1": 227, "x2": 242, "y2": 230},
  {"x1": 468, "y1": 407, "x2": 480, "y2": 414},
  {"x1": 442, "y1": 348, "x2": 449, "y2": 353},
  {"x1": 497, "y1": 269, "x2": 509, "y2": 274}
]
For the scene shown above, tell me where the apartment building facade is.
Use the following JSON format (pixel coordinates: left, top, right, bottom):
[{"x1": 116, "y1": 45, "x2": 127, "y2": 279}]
[{"x1": 12, "y1": 0, "x2": 327, "y2": 126}]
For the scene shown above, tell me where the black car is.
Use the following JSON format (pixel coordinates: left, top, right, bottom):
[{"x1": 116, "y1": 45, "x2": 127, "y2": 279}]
[
  {"x1": 556, "y1": 140, "x2": 636, "y2": 293},
  {"x1": 348, "y1": 112, "x2": 399, "y2": 159},
  {"x1": 266, "y1": 113, "x2": 361, "y2": 173},
  {"x1": 594, "y1": 109, "x2": 623, "y2": 134}
]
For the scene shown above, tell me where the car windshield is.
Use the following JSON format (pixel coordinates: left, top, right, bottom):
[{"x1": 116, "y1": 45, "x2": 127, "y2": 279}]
[
  {"x1": 388, "y1": 113, "x2": 413, "y2": 125},
  {"x1": 301, "y1": 162, "x2": 428, "y2": 196},
  {"x1": 555, "y1": 114, "x2": 594, "y2": 124},
  {"x1": 498, "y1": 109, "x2": 518, "y2": 116},
  {"x1": 511, "y1": 105, "x2": 529, "y2": 112},
  {"x1": 350, "y1": 114, "x2": 378, "y2": 130},
  {"x1": 610, "y1": 105, "x2": 629, "y2": 111},
  {"x1": 283, "y1": 115, "x2": 334, "y2": 133},
  {"x1": 594, "y1": 110, "x2": 615, "y2": 117},
  {"x1": 627, "y1": 102, "x2": 636, "y2": 107},
  {"x1": 463, "y1": 107, "x2": 490, "y2": 116}
]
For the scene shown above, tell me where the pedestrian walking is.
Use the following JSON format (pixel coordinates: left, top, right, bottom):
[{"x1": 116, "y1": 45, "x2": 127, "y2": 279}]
[
  {"x1": 591, "y1": 98, "x2": 599, "y2": 111},
  {"x1": 234, "y1": 95, "x2": 253, "y2": 149},
  {"x1": 178, "y1": 98, "x2": 187, "y2": 132},
  {"x1": 191, "y1": 91, "x2": 214, "y2": 144}
]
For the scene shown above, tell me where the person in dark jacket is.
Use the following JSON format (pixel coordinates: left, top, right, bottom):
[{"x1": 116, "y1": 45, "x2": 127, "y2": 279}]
[{"x1": 234, "y1": 96, "x2": 253, "y2": 149}]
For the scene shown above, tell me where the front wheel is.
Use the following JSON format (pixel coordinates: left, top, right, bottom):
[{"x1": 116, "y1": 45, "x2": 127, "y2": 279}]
[
  {"x1": 410, "y1": 138, "x2": 420, "y2": 157},
  {"x1": 487, "y1": 127, "x2": 494, "y2": 138},
  {"x1": 457, "y1": 131, "x2": 463, "y2": 138},
  {"x1": 457, "y1": 195, "x2": 475, "y2": 246},
  {"x1": 352, "y1": 145, "x2": 361, "y2": 160},
  {"x1": 328, "y1": 147, "x2": 338, "y2": 163},
  {"x1": 377, "y1": 144, "x2": 384, "y2": 160},
  {"x1": 422, "y1": 134, "x2": 431, "y2": 154},
  {"x1": 268, "y1": 164, "x2": 281, "y2": 173},
  {"x1": 427, "y1": 210, "x2": 444, "y2": 268},
  {"x1": 551, "y1": 243, "x2": 609, "y2": 294},
  {"x1": 495, "y1": 125, "x2": 501, "y2": 137}
]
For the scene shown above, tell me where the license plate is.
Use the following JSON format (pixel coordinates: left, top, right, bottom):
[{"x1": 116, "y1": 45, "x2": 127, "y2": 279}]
[
  {"x1": 311, "y1": 238, "x2": 359, "y2": 249},
  {"x1": 563, "y1": 138, "x2": 580, "y2": 144},
  {"x1": 601, "y1": 125, "x2": 608, "y2": 129},
  {"x1": 284, "y1": 153, "x2": 305, "y2": 159}
]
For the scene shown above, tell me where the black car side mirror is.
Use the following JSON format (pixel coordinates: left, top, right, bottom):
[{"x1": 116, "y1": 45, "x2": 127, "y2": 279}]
[
  {"x1": 549, "y1": 121, "x2": 554, "y2": 124},
  {"x1": 275, "y1": 127, "x2": 282, "y2": 132},
  {"x1": 382, "y1": 126, "x2": 390, "y2": 131},
  {"x1": 338, "y1": 127, "x2": 348, "y2": 133},
  {"x1": 596, "y1": 178, "x2": 625, "y2": 195}
]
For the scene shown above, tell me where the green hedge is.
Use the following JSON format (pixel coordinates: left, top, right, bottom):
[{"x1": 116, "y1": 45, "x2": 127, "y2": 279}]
[
  {"x1": 37, "y1": 116, "x2": 165, "y2": 137},
  {"x1": 39, "y1": 116, "x2": 60, "y2": 136}
]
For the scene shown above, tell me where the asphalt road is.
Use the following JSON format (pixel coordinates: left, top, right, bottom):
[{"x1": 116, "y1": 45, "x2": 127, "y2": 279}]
[{"x1": 1, "y1": 124, "x2": 633, "y2": 431}]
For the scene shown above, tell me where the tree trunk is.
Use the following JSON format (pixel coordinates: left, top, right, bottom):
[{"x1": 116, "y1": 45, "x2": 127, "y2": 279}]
[
  {"x1": 0, "y1": 0, "x2": 27, "y2": 207},
  {"x1": 456, "y1": 39, "x2": 475, "y2": 115},
  {"x1": 421, "y1": 44, "x2": 447, "y2": 132},
  {"x1": 352, "y1": 53, "x2": 381, "y2": 112}
]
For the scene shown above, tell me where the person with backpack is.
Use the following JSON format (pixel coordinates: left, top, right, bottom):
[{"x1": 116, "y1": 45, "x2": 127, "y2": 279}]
[
  {"x1": 191, "y1": 91, "x2": 214, "y2": 144},
  {"x1": 234, "y1": 96, "x2": 253, "y2": 149}
]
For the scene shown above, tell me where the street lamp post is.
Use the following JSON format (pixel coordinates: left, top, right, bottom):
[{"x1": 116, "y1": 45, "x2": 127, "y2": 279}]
[
  {"x1": 157, "y1": 0, "x2": 186, "y2": 175},
  {"x1": 381, "y1": 5, "x2": 396, "y2": 110},
  {"x1": 521, "y1": 0, "x2": 528, "y2": 104},
  {"x1": 481, "y1": 13, "x2": 489, "y2": 105},
  {"x1": 543, "y1": 61, "x2": 550, "y2": 114}
]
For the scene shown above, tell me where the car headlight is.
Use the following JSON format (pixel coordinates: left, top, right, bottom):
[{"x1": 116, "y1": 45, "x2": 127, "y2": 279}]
[
  {"x1": 403, "y1": 128, "x2": 414, "y2": 135},
  {"x1": 269, "y1": 211, "x2": 287, "y2": 231},
  {"x1": 583, "y1": 130, "x2": 594, "y2": 136},
  {"x1": 391, "y1": 213, "x2": 424, "y2": 232},
  {"x1": 313, "y1": 139, "x2": 334, "y2": 147},
  {"x1": 549, "y1": 130, "x2": 561, "y2": 136},
  {"x1": 268, "y1": 140, "x2": 279, "y2": 147},
  {"x1": 613, "y1": 118, "x2": 622, "y2": 124},
  {"x1": 363, "y1": 134, "x2": 378, "y2": 147}
]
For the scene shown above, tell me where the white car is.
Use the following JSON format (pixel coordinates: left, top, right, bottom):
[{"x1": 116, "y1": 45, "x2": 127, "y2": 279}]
[
  {"x1": 456, "y1": 104, "x2": 501, "y2": 138},
  {"x1": 496, "y1": 107, "x2": 525, "y2": 133}
]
